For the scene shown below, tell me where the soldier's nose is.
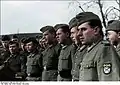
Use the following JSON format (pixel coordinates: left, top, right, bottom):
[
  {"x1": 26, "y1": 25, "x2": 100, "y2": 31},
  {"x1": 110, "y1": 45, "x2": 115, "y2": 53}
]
[
  {"x1": 70, "y1": 35, "x2": 73, "y2": 39},
  {"x1": 77, "y1": 31, "x2": 82, "y2": 36},
  {"x1": 56, "y1": 36, "x2": 58, "y2": 38}
]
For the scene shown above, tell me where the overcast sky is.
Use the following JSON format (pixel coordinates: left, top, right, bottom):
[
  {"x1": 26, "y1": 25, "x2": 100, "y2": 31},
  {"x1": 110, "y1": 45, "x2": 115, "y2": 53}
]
[{"x1": 1, "y1": 0, "x2": 119, "y2": 35}]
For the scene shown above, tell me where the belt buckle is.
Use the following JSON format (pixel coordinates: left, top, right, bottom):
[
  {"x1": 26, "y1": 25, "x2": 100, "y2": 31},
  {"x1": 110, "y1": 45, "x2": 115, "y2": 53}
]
[
  {"x1": 28, "y1": 73, "x2": 31, "y2": 77},
  {"x1": 58, "y1": 71, "x2": 60, "y2": 74},
  {"x1": 44, "y1": 66, "x2": 47, "y2": 70}
]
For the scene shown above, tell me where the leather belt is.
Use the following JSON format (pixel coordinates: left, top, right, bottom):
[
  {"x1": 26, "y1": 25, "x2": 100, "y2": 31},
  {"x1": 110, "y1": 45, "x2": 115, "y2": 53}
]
[
  {"x1": 58, "y1": 70, "x2": 72, "y2": 78},
  {"x1": 43, "y1": 66, "x2": 57, "y2": 71},
  {"x1": 27, "y1": 73, "x2": 40, "y2": 77}
]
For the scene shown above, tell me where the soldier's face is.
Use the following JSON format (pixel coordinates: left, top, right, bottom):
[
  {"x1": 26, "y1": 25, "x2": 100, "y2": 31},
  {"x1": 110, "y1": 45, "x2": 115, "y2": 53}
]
[
  {"x1": 107, "y1": 31, "x2": 119, "y2": 45},
  {"x1": 56, "y1": 29, "x2": 67, "y2": 44},
  {"x1": 43, "y1": 31, "x2": 54, "y2": 44},
  {"x1": 70, "y1": 26, "x2": 80, "y2": 44},
  {"x1": 21, "y1": 43, "x2": 25, "y2": 51},
  {"x1": 9, "y1": 44, "x2": 19, "y2": 54},
  {"x1": 24, "y1": 45, "x2": 28, "y2": 51},
  {"x1": 26, "y1": 42, "x2": 36, "y2": 52},
  {"x1": 77, "y1": 22, "x2": 96, "y2": 45},
  {"x1": 11, "y1": 38, "x2": 18, "y2": 42},
  {"x1": 2, "y1": 40, "x2": 9, "y2": 49}
]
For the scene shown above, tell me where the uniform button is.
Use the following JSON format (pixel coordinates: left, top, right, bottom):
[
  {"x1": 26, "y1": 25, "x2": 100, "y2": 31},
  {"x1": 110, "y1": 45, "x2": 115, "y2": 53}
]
[
  {"x1": 44, "y1": 66, "x2": 47, "y2": 70},
  {"x1": 28, "y1": 73, "x2": 30, "y2": 77},
  {"x1": 86, "y1": 65, "x2": 89, "y2": 68},
  {"x1": 80, "y1": 67, "x2": 83, "y2": 71}
]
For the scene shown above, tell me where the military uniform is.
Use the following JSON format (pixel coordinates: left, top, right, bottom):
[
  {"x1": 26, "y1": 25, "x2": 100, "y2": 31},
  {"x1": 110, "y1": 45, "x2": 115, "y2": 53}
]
[
  {"x1": 42, "y1": 43, "x2": 61, "y2": 81},
  {"x1": 79, "y1": 40, "x2": 120, "y2": 81},
  {"x1": 57, "y1": 41, "x2": 74, "y2": 81},
  {"x1": 20, "y1": 50, "x2": 29, "y2": 65},
  {"x1": 26, "y1": 50, "x2": 43, "y2": 81},
  {"x1": 0, "y1": 53, "x2": 26, "y2": 81},
  {"x1": 40, "y1": 25, "x2": 61, "y2": 81},
  {"x1": 0, "y1": 35, "x2": 11, "y2": 65},
  {"x1": 106, "y1": 20, "x2": 120, "y2": 57},
  {"x1": 71, "y1": 45, "x2": 87, "y2": 81},
  {"x1": 116, "y1": 44, "x2": 120, "y2": 57},
  {"x1": 75, "y1": 12, "x2": 120, "y2": 81},
  {"x1": 20, "y1": 50, "x2": 29, "y2": 58},
  {"x1": 0, "y1": 49, "x2": 10, "y2": 65}
]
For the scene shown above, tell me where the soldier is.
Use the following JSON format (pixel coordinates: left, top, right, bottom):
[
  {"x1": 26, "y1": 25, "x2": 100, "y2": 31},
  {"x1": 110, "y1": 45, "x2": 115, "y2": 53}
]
[
  {"x1": 0, "y1": 41, "x2": 26, "y2": 81},
  {"x1": 20, "y1": 37, "x2": 29, "y2": 57},
  {"x1": 25, "y1": 37, "x2": 43, "y2": 81},
  {"x1": 11, "y1": 34, "x2": 19, "y2": 42},
  {"x1": 69, "y1": 17, "x2": 87, "y2": 81},
  {"x1": 0, "y1": 35, "x2": 11, "y2": 80},
  {"x1": 19, "y1": 38, "x2": 29, "y2": 72},
  {"x1": 69, "y1": 17, "x2": 81, "y2": 47},
  {"x1": 76, "y1": 12, "x2": 120, "y2": 81},
  {"x1": 39, "y1": 38, "x2": 47, "y2": 52},
  {"x1": 40, "y1": 26, "x2": 61, "y2": 81},
  {"x1": 0, "y1": 35, "x2": 10, "y2": 65},
  {"x1": 106, "y1": 20, "x2": 120, "y2": 56},
  {"x1": 55, "y1": 24, "x2": 73, "y2": 81},
  {"x1": 0, "y1": 41, "x2": 2, "y2": 49}
]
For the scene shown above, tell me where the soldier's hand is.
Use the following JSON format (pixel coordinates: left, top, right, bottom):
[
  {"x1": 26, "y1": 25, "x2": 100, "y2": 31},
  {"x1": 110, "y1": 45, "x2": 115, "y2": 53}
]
[
  {"x1": 15, "y1": 72, "x2": 23, "y2": 79},
  {"x1": 16, "y1": 72, "x2": 23, "y2": 76}
]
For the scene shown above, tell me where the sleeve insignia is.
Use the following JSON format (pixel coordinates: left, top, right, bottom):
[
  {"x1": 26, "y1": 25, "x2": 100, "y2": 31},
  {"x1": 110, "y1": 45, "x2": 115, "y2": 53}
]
[{"x1": 103, "y1": 63, "x2": 112, "y2": 74}]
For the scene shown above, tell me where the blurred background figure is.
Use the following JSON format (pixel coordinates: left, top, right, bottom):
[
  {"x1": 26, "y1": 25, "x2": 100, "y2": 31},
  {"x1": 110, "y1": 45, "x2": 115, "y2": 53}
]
[
  {"x1": 106, "y1": 20, "x2": 120, "y2": 56},
  {"x1": 0, "y1": 35, "x2": 11, "y2": 65},
  {"x1": 11, "y1": 34, "x2": 19, "y2": 42},
  {"x1": 25, "y1": 37, "x2": 43, "y2": 81}
]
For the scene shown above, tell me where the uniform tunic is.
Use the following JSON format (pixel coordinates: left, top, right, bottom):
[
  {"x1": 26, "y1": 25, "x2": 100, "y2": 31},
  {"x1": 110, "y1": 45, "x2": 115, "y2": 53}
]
[
  {"x1": 79, "y1": 40, "x2": 120, "y2": 81},
  {"x1": 42, "y1": 43, "x2": 61, "y2": 81}
]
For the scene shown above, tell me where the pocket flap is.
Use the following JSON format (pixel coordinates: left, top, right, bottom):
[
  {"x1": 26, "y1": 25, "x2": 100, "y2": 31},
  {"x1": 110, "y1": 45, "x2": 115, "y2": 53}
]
[{"x1": 81, "y1": 61, "x2": 96, "y2": 69}]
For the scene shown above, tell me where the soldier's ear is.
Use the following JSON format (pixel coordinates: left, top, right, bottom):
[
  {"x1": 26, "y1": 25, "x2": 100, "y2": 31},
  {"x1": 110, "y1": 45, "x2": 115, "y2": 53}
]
[
  {"x1": 66, "y1": 32, "x2": 70, "y2": 38},
  {"x1": 52, "y1": 33, "x2": 56, "y2": 38},
  {"x1": 117, "y1": 32, "x2": 120, "y2": 38},
  {"x1": 94, "y1": 26, "x2": 99, "y2": 35}
]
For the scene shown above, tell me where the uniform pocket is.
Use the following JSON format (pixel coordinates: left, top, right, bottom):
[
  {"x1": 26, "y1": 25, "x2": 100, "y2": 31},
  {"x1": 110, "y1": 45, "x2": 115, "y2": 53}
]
[
  {"x1": 80, "y1": 61, "x2": 98, "y2": 81},
  {"x1": 61, "y1": 53, "x2": 72, "y2": 70},
  {"x1": 82, "y1": 61, "x2": 96, "y2": 69}
]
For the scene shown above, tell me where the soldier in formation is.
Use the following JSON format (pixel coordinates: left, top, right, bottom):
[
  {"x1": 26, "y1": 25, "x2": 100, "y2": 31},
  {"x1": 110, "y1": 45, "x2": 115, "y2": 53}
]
[
  {"x1": 106, "y1": 20, "x2": 120, "y2": 57},
  {"x1": 40, "y1": 26, "x2": 61, "y2": 81},
  {"x1": 0, "y1": 11, "x2": 120, "y2": 81}
]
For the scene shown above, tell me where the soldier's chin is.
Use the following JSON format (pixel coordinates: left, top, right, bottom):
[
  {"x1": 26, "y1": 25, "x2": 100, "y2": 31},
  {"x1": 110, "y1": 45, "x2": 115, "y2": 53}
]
[
  {"x1": 71, "y1": 39, "x2": 75, "y2": 43},
  {"x1": 81, "y1": 41, "x2": 86, "y2": 45},
  {"x1": 58, "y1": 42, "x2": 61, "y2": 44},
  {"x1": 58, "y1": 41, "x2": 63, "y2": 44},
  {"x1": 57, "y1": 40, "x2": 60, "y2": 43},
  {"x1": 27, "y1": 50, "x2": 31, "y2": 53},
  {"x1": 10, "y1": 52, "x2": 16, "y2": 54}
]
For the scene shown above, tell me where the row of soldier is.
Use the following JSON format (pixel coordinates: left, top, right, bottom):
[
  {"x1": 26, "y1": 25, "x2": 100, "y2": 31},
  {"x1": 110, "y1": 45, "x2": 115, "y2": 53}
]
[{"x1": 0, "y1": 12, "x2": 120, "y2": 81}]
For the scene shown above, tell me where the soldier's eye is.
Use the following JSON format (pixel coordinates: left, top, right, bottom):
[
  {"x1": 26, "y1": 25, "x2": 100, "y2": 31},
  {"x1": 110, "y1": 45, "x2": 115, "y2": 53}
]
[{"x1": 81, "y1": 28, "x2": 87, "y2": 31}]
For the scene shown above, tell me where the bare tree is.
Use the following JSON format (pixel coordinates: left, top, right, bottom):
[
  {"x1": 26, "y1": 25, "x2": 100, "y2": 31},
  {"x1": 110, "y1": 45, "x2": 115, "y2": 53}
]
[
  {"x1": 96, "y1": 0, "x2": 106, "y2": 28},
  {"x1": 69, "y1": 0, "x2": 120, "y2": 28}
]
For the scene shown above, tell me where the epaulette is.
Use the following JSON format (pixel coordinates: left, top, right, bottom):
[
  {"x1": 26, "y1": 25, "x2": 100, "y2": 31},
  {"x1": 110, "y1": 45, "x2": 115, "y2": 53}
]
[{"x1": 101, "y1": 40, "x2": 111, "y2": 46}]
